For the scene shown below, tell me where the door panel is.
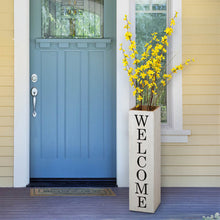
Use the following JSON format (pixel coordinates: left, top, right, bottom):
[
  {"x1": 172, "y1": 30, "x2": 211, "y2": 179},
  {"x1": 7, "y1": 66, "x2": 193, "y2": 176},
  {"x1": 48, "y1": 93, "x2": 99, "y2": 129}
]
[
  {"x1": 65, "y1": 51, "x2": 81, "y2": 159},
  {"x1": 88, "y1": 51, "x2": 104, "y2": 158},
  {"x1": 41, "y1": 51, "x2": 58, "y2": 159},
  {"x1": 30, "y1": 0, "x2": 116, "y2": 178}
]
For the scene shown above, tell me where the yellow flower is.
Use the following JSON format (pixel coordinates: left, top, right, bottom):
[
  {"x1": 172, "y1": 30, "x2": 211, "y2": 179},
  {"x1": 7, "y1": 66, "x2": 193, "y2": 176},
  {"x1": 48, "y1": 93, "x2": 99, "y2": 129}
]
[
  {"x1": 124, "y1": 24, "x2": 130, "y2": 29},
  {"x1": 170, "y1": 18, "x2": 175, "y2": 26},
  {"x1": 137, "y1": 87, "x2": 143, "y2": 93},
  {"x1": 174, "y1": 11, "x2": 178, "y2": 18},
  {"x1": 135, "y1": 69, "x2": 140, "y2": 74},
  {"x1": 177, "y1": 64, "x2": 183, "y2": 70},
  {"x1": 153, "y1": 34, "x2": 158, "y2": 40},
  {"x1": 163, "y1": 74, "x2": 169, "y2": 79},
  {"x1": 125, "y1": 31, "x2": 132, "y2": 40},
  {"x1": 151, "y1": 49, "x2": 158, "y2": 57},
  {"x1": 122, "y1": 58, "x2": 128, "y2": 66},
  {"x1": 153, "y1": 82, "x2": 158, "y2": 89},
  {"x1": 133, "y1": 74, "x2": 138, "y2": 79},
  {"x1": 156, "y1": 44, "x2": 163, "y2": 50},
  {"x1": 140, "y1": 72, "x2": 147, "y2": 79},
  {"x1": 129, "y1": 42, "x2": 136, "y2": 51},
  {"x1": 128, "y1": 67, "x2": 134, "y2": 74},
  {"x1": 145, "y1": 43, "x2": 149, "y2": 47},
  {"x1": 192, "y1": 58, "x2": 195, "y2": 62},
  {"x1": 147, "y1": 70, "x2": 154, "y2": 76},
  {"x1": 130, "y1": 53, "x2": 135, "y2": 59},
  {"x1": 137, "y1": 95, "x2": 143, "y2": 102},
  {"x1": 168, "y1": 74, "x2": 172, "y2": 80},
  {"x1": 162, "y1": 48, "x2": 167, "y2": 53},
  {"x1": 146, "y1": 45, "x2": 152, "y2": 51},
  {"x1": 171, "y1": 68, "x2": 177, "y2": 73},
  {"x1": 161, "y1": 35, "x2": 168, "y2": 46},
  {"x1": 156, "y1": 73, "x2": 160, "y2": 78},
  {"x1": 161, "y1": 35, "x2": 167, "y2": 41},
  {"x1": 133, "y1": 59, "x2": 140, "y2": 65},
  {"x1": 129, "y1": 76, "x2": 133, "y2": 81},
  {"x1": 141, "y1": 52, "x2": 146, "y2": 57},
  {"x1": 120, "y1": 13, "x2": 193, "y2": 108},
  {"x1": 122, "y1": 58, "x2": 127, "y2": 62},
  {"x1": 161, "y1": 80, "x2": 166, "y2": 86},
  {"x1": 119, "y1": 43, "x2": 123, "y2": 51},
  {"x1": 164, "y1": 27, "x2": 173, "y2": 36},
  {"x1": 152, "y1": 90, "x2": 157, "y2": 95}
]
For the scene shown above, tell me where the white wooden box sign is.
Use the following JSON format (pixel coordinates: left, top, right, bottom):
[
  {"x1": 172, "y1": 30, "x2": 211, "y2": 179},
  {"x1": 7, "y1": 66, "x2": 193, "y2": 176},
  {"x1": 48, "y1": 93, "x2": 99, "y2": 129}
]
[{"x1": 129, "y1": 106, "x2": 161, "y2": 213}]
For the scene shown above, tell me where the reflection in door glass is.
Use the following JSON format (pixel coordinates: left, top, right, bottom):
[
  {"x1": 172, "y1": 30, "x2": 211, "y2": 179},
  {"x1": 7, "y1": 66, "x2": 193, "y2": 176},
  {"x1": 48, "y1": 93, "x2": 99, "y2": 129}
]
[
  {"x1": 136, "y1": 0, "x2": 167, "y2": 123},
  {"x1": 42, "y1": 0, "x2": 104, "y2": 38}
]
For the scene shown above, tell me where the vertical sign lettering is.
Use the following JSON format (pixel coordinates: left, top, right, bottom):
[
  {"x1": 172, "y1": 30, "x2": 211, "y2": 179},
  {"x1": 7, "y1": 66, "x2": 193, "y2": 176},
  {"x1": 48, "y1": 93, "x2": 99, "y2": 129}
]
[{"x1": 135, "y1": 114, "x2": 149, "y2": 209}]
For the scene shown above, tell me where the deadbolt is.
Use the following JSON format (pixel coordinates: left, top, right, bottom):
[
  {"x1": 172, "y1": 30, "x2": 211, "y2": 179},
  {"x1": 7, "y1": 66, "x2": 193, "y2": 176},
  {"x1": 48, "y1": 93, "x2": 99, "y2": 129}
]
[{"x1": 31, "y1": 74, "x2": 38, "y2": 83}]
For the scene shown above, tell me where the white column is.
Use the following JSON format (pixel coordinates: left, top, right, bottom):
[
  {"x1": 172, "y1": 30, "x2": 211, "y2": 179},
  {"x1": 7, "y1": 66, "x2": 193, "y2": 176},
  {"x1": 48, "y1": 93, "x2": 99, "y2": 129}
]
[
  {"x1": 14, "y1": 0, "x2": 30, "y2": 187},
  {"x1": 116, "y1": 0, "x2": 135, "y2": 187}
]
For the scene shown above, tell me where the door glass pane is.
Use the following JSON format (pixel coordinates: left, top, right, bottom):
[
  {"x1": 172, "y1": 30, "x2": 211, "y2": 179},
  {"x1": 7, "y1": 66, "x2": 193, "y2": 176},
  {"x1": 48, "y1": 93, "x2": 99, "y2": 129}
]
[
  {"x1": 42, "y1": 0, "x2": 104, "y2": 38},
  {"x1": 136, "y1": 0, "x2": 167, "y2": 123}
]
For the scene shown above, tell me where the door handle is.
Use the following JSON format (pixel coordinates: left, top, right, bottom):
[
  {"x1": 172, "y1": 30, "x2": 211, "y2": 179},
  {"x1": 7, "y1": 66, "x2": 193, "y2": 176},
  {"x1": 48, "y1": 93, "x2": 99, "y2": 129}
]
[{"x1": 31, "y1": 87, "x2": 38, "y2": 118}]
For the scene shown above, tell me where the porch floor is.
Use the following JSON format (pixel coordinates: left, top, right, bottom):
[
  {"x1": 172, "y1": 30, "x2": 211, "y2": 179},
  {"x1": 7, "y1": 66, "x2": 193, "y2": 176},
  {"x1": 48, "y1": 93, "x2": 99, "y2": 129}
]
[{"x1": 0, "y1": 187, "x2": 219, "y2": 219}]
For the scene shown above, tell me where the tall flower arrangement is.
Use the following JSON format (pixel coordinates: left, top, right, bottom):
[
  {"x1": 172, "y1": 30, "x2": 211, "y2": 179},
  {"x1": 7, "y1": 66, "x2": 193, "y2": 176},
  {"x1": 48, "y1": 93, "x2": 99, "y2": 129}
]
[{"x1": 120, "y1": 12, "x2": 194, "y2": 110}]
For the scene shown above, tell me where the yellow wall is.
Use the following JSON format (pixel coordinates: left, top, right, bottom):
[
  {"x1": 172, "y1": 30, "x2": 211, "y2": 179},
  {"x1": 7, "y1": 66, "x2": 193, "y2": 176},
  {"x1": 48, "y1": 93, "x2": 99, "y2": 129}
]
[
  {"x1": 161, "y1": 0, "x2": 220, "y2": 186},
  {"x1": 0, "y1": 0, "x2": 14, "y2": 187}
]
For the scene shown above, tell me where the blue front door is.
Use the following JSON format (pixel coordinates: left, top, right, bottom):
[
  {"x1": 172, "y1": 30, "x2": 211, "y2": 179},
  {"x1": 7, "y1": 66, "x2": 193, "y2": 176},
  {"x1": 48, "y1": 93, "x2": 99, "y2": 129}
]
[{"x1": 30, "y1": 0, "x2": 116, "y2": 178}]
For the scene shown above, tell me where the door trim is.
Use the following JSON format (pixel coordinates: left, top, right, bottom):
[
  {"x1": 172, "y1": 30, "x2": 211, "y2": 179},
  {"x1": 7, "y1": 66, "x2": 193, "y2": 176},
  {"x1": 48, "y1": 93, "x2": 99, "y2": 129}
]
[
  {"x1": 14, "y1": 0, "x2": 133, "y2": 187},
  {"x1": 14, "y1": 0, "x2": 30, "y2": 187}
]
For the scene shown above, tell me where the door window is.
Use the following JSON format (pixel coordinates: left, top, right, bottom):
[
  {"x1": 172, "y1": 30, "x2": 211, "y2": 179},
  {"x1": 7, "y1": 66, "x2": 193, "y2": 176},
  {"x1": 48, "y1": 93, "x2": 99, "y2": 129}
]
[{"x1": 42, "y1": 0, "x2": 104, "y2": 38}]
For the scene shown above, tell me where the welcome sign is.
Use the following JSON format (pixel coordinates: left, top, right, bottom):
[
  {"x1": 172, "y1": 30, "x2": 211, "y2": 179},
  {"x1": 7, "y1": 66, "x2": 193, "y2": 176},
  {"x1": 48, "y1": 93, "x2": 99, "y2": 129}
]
[{"x1": 129, "y1": 107, "x2": 161, "y2": 213}]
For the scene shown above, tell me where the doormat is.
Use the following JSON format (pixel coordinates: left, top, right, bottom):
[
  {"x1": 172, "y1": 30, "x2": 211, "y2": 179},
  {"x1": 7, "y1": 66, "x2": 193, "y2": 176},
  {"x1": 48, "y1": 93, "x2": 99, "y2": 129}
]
[{"x1": 30, "y1": 188, "x2": 116, "y2": 197}]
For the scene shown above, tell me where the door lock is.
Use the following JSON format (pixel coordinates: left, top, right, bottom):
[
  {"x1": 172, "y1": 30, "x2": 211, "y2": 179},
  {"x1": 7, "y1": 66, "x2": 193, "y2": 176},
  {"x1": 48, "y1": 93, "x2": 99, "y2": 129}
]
[{"x1": 31, "y1": 74, "x2": 38, "y2": 83}]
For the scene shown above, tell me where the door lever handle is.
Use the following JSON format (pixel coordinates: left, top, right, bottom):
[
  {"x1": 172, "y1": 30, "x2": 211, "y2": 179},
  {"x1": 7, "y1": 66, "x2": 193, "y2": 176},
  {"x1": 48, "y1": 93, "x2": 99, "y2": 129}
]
[{"x1": 31, "y1": 87, "x2": 38, "y2": 118}]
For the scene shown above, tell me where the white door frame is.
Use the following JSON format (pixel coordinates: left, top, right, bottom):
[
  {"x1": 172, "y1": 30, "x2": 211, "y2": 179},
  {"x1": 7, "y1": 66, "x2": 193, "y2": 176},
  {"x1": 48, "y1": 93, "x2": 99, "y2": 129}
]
[
  {"x1": 14, "y1": 0, "x2": 132, "y2": 187},
  {"x1": 14, "y1": 0, "x2": 30, "y2": 187}
]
